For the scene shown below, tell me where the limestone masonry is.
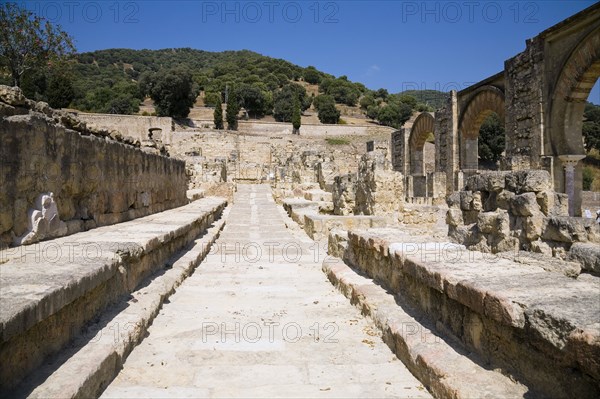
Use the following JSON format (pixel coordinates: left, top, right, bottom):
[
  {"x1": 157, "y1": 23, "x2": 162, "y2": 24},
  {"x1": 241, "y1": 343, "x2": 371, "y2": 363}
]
[{"x1": 1, "y1": 3, "x2": 600, "y2": 398}]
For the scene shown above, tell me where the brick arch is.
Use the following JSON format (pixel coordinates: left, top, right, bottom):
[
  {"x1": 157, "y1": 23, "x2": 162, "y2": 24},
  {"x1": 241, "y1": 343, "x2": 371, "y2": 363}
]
[
  {"x1": 409, "y1": 112, "x2": 435, "y2": 151},
  {"x1": 459, "y1": 86, "x2": 505, "y2": 140},
  {"x1": 458, "y1": 86, "x2": 505, "y2": 169},
  {"x1": 408, "y1": 112, "x2": 435, "y2": 175},
  {"x1": 548, "y1": 26, "x2": 600, "y2": 156}
]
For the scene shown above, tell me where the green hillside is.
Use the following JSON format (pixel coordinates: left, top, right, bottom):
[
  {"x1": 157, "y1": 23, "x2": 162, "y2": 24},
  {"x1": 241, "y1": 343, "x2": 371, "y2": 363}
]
[{"x1": 1, "y1": 47, "x2": 446, "y2": 127}]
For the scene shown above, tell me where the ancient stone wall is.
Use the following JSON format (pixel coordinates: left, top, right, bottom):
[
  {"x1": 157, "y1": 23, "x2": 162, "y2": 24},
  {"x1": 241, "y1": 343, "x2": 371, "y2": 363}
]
[
  {"x1": 446, "y1": 170, "x2": 600, "y2": 271},
  {"x1": 332, "y1": 173, "x2": 357, "y2": 216},
  {"x1": 354, "y1": 150, "x2": 404, "y2": 216},
  {"x1": 434, "y1": 91, "x2": 459, "y2": 195},
  {"x1": 191, "y1": 119, "x2": 395, "y2": 137},
  {"x1": 77, "y1": 113, "x2": 174, "y2": 144},
  {"x1": 1, "y1": 104, "x2": 187, "y2": 248},
  {"x1": 504, "y1": 38, "x2": 544, "y2": 171}
]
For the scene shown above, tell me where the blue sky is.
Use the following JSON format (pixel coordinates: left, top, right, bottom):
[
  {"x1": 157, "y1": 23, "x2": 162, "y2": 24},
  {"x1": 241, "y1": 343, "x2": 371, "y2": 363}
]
[{"x1": 23, "y1": 0, "x2": 599, "y2": 103}]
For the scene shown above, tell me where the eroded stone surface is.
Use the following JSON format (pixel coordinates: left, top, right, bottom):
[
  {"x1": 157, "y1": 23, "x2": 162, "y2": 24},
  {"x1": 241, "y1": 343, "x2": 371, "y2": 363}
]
[
  {"x1": 101, "y1": 185, "x2": 430, "y2": 398},
  {"x1": 335, "y1": 227, "x2": 600, "y2": 398}
]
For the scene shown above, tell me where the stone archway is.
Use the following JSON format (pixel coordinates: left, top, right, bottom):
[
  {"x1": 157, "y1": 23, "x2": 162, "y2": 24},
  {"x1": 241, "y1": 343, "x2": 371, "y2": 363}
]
[
  {"x1": 547, "y1": 26, "x2": 600, "y2": 215},
  {"x1": 408, "y1": 113, "x2": 435, "y2": 175},
  {"x1": 458, "y1": 87, "x2": 505, "y2": 170}
]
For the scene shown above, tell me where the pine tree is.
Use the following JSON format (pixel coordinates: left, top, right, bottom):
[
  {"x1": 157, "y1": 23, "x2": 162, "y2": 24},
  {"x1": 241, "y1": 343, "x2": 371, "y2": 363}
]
[
  {"x1": 292, "y1": 97, "x2": 301, "y2": 135},
  {"x1": 213, "y1": 96, "x2": 224, "y2": 130},
  {"x1": 226, "y1": 89, "x2": 239, "y2": 131}
]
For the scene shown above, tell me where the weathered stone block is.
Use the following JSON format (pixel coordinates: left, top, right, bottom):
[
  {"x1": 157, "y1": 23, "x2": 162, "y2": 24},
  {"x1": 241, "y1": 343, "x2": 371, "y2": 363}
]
[
  {"x1": 568, "y1": 243, "x2": 600, "y2": 274},
  {"x1": 477, "y1": 212, "x2": 499, "y2": 234},
  {"x1": 446, "y1": 208, "x2": 463, "y2": 227},
  {"x1": 523, "y1": 213, "x2": 545, "y2": 241},
  {"x1": 447, "y1": 192, "x2": 461, "y2": 209},
  {"x1": 542, "y1": 217, "x2": 588, "y2": 243},
  {"x1": 505, "y1": 170, "x2": 552, "y2": 194},
  {"x1": 460, "y1": 191, "x2": 473, "y2": 211},
  {"x1": 466, "y1": 172, "x2": 506, "y2": 192},
  {"x1": 511, "y1": 192, "x2": 540, "y2": 216},
  {"x1": 530, "y1": 239, "x2": 553, "y2": 257},
  {"x1": 536, "y1": 190, "x2": 569, "y2": 217},
  {"x1": 0, "y1": 86, "x2": 26, "y2": 106},
  {"x1": 496, "y1": 190, "x2": 515, "y2": 210}
]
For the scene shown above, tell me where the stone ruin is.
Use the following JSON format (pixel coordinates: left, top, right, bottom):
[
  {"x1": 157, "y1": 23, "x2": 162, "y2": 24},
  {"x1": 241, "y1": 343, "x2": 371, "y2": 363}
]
[
  {"x1": 13, "y1": 192, "x2": 67, "y2": 246},
  {"x1": 1, "y1": 4, "x2": 600, "y2": 398}
]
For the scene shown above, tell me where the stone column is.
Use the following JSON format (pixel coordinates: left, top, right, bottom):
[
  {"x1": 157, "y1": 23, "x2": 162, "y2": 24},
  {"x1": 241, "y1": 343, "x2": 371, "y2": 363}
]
[{"x1": 559, "y1": 154, "x2": 585, "y2": 217}]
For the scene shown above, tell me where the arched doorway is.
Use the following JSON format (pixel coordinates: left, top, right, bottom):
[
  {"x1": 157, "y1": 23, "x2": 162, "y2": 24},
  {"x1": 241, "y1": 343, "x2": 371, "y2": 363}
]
[
  {"x1": 547, "y1": 27, "x2": 600, "y2": 215},
  {"x1": 408, "y1": 113, "x2": 435, "y2": 175},
  {"x1": 458, "y1": 87, "x2": 505, "y2": 170}
]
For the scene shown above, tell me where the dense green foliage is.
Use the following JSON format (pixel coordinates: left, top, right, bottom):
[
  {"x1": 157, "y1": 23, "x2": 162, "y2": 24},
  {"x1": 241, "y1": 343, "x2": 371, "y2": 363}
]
[
  {"x1": 583, "y1": 167, "x2": 594, "y2": 191},
  {"x1": 319, "y1": 76, "x2": 364, "y2": 106},
  {"x1": 273, "y1": 83, "x2": 310, "y2": 122},
  {"x1": 314, "y1": 95, "x2": 340, "y2": 124},
  {"x1": 400, "y1": 90, "x2": 448, "y2": 110},
  {"x1": 303, "y1": 66, "x2": 323, "y2": 84},
  {"x1": 204, "y1": 91, "x2": 221, "y2": 107},
  {"x1": 46, "y1": 71, "x2": 75, "y2": 108},
  {"x1": 238, "y1": 84, "x2": 271, "y2": 118},
  {"x1": 478, "y1": 113, "x2": 506, "y2": 165},
  {"x1": 226, "y1": 88, "x2": 240, "y2": 130},
  {"x1": 145, "y1": 68, "x2": 198, "y2": 118},
  {"x1": 583, "y1": 103, "x2": 600, "y2": 152},
  {"x1": 213, "y1": 96, "x2": 224, "y2": 129},
  {"x1": 0, "y1": 42, "x2": 453, "y2": 126},
  {"x1": 376, "y1": 102, "x2": 412, "y2": 128},
  {"x1": 292, "y1": 97, "x2": 301, "y2": 134},
  {"x1": 0, "y1": 3, "x2": 75, "y2": 87}
]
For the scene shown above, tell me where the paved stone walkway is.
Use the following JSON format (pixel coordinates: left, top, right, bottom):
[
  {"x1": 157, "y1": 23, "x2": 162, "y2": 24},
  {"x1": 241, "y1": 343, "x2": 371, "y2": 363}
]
[{"x1": 101, "y1": 185, "x2": 430, "y2": 398}]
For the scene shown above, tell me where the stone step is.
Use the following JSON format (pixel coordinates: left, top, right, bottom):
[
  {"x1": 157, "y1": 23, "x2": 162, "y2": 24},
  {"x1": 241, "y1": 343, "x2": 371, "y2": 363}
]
[
  {"x1": 303, "y1": 214, "x2": 393, "y2": 242},
  {"x1": 99, "y1": 184, "x2": 431, "y2": 398},
  {"x1": 186, "y1": 189, "x2": 205, "y2": 201},
  {"x1": 333, "y1": 227, "x2": 600, "y2": 398},
  {"x1": 322, "y1": 256, "x2": 529, "y2": 399},
  {"x1": 8, "y1": 209, "x2": 228, "y2": 399},
  {"x1": 0, "y1": 197, "x2": 227, "y2": 394},
  {"x1": 303, "y1": 189, "x2": 333, "y2": 202}
]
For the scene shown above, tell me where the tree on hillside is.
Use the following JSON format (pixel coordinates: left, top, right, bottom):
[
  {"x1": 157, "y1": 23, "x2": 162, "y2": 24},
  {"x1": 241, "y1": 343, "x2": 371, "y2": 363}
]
[
  {"x1": 377, "y1": 103, "x2": 412, "y2": 128},
  {"x1": 46, "y1": 70, "x2": 75, "y2": 108},
  {"x1": 0, "y1": 3, "x2": 75, "y2": 87},
  {"x1": 292, "y1": 97, "x2": 301, "y2": 135},
  {"x1": 303, "y1": 66, "x2": 321, "y2": 84},
  {"x1": 226, "y1": 88, "x2": 240, "y2": 130},
  {"x1": 319, "y1": 77, "x2": 361, "y2": 106},
  {"x1": 149, "y1": 68, "x2": 198, "y2": 118},
  {"x1": 273, "y1": 83, "x2": 311, "y2": 122},
  {"x1": 204, "y1": 91, "x2": 221, "y2": 107},
  {"x1": 366, "y1": 104, "x2": 380, "y2": 120},
  {"x1": 313, "y1": 94, "x2": 335, "y2": 112},
  {"x1": 478, "y1": 113, "x2": 505, "y2": 165},
  {"x1": 359, "y1": 94, "x2": 375, "y2": 110},
  {"x1": 238, "y1": 85, "x2": 269, "y2": 118},
  {"x1": 316, "y1": 95, "x2": 340, "y2": 124},
  {"x1": 374, "y1": 88, "x2": 389, "y2": 101},
  {"x1": 213, "y1": 96, "x2": 224, "y2": 130}
]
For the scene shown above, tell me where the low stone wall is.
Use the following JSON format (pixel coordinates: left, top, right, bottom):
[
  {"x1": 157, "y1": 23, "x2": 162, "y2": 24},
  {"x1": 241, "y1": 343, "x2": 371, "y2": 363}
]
[
  {"x1": 0, "y1": 198, "x2": 227, "y2": 392},
  {"x1": 446, "y1": 170, "x2": 600, "y2": 267},
  {"x1": 1, "y1": 104, "x2": 187, "y2": 248},
  {"x1": 354, "y1": 150, "x2": 404, "y2": 216},
  {"x1": 332, "y1": 173, "x2": 357, "y2": 216},
  {"x1": 334, "y1": 228, "x2": 600, "y2": 398},
  {"x1": 76, "y1": 113, "x2": 174, "y2": 144},
  {"x1": 192, "y1": 119, "x2": 395, "y2": 137}
]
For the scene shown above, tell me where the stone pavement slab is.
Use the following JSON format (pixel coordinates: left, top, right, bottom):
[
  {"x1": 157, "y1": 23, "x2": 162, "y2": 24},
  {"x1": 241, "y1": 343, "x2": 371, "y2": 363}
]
[{"x1": 101, "y1": 185, "x2": 431, "y2": 398}]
